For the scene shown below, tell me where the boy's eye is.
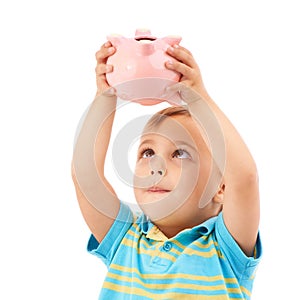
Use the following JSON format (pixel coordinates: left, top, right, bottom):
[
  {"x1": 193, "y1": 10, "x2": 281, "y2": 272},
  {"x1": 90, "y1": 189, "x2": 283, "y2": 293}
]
[
  {"x1": 141, "y1": 148, "x2": 155, "y2": 158},
  {"x1": 173, "y1": 149, "x2": 191, "y2": 159}
]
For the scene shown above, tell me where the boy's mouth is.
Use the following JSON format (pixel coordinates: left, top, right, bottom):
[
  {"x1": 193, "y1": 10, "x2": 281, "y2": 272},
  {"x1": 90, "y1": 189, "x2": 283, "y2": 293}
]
[{"x1": 147, "y1": 186, "x2": 171, "y2": 193}]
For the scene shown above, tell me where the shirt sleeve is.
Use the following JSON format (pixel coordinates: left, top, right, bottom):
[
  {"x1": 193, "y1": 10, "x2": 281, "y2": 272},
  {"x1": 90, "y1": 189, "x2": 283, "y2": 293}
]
[
  {"x1": 87, "y1": 201, "x2": 134, "y2": 267},
  {"x1": 215, "y1": 212, "x2": 262, "y2": 281}
]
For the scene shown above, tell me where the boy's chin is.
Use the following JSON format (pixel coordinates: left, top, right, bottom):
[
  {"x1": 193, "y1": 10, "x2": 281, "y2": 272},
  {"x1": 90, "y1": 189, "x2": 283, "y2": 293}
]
[
  {"x1": 137, "y1": 192, "x2": 170, "y2": 204},
  {"x1": 140, "y1": 208, "x2": 195, "y2": 234},
  {"x1": 136, "y1": 198, "x2": 182, "y2": 223}
]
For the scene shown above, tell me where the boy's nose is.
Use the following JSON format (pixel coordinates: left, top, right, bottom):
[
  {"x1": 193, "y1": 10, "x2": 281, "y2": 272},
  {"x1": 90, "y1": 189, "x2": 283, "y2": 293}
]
[
  {"x1": 150, "y1": 170, "x2": 165, "y2": 176},
  {"x1": 149, "y1": 155, "x2": 166, "y2": 176}
]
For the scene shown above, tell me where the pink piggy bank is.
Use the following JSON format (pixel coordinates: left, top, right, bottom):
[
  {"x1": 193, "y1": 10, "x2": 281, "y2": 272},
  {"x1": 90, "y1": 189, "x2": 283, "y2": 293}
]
[{"x1": 106, "y1": 29, "x2": 182, "y2": 105}]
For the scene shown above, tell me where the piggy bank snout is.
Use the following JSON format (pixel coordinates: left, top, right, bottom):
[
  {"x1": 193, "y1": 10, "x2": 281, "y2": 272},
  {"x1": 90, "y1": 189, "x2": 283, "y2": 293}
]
[{"x1": 135, "y1": 39, "x2": 155, "y2": 56}]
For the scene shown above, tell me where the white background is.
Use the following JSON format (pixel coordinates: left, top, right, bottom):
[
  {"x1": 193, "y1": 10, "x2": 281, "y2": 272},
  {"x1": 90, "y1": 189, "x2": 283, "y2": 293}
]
[{"x1": 0, "y1": 0, "x2": 299, "y2": 299}]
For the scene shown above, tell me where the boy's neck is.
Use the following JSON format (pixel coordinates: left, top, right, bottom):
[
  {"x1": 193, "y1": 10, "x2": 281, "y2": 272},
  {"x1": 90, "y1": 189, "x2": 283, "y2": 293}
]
[
  {"x1": 153, "y1": 205, "x2": 223, "y2": 239},
  {"x1": 154, "y1": 219, "x2": 203, "y2": 239},
  {"x1": 155, "y1": 225, "x2": 183, "y2": 239}
]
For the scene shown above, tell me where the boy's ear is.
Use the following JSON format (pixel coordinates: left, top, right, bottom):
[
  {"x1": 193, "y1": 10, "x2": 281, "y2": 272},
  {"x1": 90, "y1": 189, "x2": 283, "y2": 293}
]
[{"x1": 213, "y1": 183, "x2": 225, "y2": 204}]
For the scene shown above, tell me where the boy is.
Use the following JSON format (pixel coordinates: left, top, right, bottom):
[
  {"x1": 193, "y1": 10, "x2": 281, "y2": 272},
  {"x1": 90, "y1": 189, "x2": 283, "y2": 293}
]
[{"x1": 72, "y1": 41, "x2": 262, "y2": 299}]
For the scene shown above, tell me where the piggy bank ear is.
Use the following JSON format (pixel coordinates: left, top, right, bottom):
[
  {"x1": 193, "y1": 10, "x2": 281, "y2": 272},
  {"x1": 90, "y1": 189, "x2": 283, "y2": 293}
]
[
  {"x1": 106, "y1": 34, "x2": 123, "y2": 47},
  {"x1": 163, "y1": 35, "x2": 182, "y2": 46}
]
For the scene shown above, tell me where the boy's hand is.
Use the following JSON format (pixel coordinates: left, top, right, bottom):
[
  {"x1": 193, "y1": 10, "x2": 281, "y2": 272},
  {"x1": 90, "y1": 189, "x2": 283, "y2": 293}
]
[
  {"x1": 95, "y1": 41, "x2": 116, "y2": 96},
  {"x1": 165, "y1": 45, "x2": 209, "y2": 101}
]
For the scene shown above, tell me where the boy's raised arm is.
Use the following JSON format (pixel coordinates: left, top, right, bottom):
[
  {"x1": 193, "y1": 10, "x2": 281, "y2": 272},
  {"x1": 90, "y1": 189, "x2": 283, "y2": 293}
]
[
  {"x1": 166, "y1": 45, "x2": 260, "y2": 257},
  {"x1": 188, "y1": 91, "x2": 259, "y2": 257},
  {"x1": 72, "y1": 43, "x2": 120, "y2": 244}
]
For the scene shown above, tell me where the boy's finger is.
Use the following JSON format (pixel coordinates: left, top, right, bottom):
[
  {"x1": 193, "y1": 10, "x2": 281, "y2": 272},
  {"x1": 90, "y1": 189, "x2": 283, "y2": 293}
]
[
  {"x1": 95, "y1": 64, "x2": 113, "y2": 75},
  {"x1": 167, "y1": 46, "x2": 196, "y2": 69},
  {"x1": 95, "y1": 46, "x2": 115, "y2": 63},
  {"x1": 174, "y1": 45, "x2": 192, "y2": 56},
  {"x1": 165, "y1": 60, "x2": 193, "y2": 78},
  {"x1": 96, "y1": 74, "x2": 109, "y2": 92},
  {"x1": 104, "y1": 41, "x2": 112, "y2": 48}
]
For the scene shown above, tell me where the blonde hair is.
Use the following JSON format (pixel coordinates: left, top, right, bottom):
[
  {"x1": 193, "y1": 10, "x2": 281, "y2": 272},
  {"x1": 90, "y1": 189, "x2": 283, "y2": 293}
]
[
  {"x1": 143, "y1": 106, "x2": 208, "y2": 145},
  {"x1": 143, "y1": 106, "x2": 191, "y2": 132}
]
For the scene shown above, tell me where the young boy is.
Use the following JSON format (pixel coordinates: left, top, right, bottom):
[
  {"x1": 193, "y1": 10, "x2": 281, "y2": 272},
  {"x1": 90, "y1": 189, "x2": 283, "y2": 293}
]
[{"x1": 72, "y1": 41, "x2": 262, "y2": 299}]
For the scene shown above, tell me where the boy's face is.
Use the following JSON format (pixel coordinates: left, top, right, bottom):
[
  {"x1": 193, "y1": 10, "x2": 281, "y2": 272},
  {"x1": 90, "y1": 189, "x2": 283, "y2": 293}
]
[{"x1": 133, "y1": 115, "x2": 217, "y2": 227}]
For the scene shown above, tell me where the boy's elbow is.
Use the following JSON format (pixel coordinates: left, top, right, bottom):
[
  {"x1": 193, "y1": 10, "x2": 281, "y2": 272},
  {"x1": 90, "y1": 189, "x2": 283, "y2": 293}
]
[
  {"x1": 233, "y1": 163, "x2": 259, "y2": 190},
  {"x1": 245, "y1": 163, "x2": 259, "y2": 182},
  {"x1": 240, "y1": 167, "x2": 259, "y2": 192}
]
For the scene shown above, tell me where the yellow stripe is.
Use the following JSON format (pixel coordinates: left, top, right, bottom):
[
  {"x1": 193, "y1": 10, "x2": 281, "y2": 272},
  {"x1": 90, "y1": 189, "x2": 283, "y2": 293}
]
[
  {"x1": 253, "y1": 245, "x2": 257, "y2": 259},
  {"x1": 171, "y1": 237, "x2": 217, "y2": 251},
  {"x1": 103, "y1": 282, "x2": 236, "y2": 299},
  {"x1": 107, "y1": 265, "x2": 248, "y2": 297},
  {"x1": 109, "y1": 264, "x2": 238, "y2": 285},
  {"x1": 121, "y1": 237, "x2": 178, "y2": 261},
  {"x1": 126, "y1": 227, "x2": 141, "y2": 240},
  {"x1": 121, "y1": 237, "x2": 220, "y2": 262},
  {"x1": 106, "y1": 272, "x2": 245, "y2": 294},
  {"x1": 241, "y1": 286, "x2": 251, "y2": 297},
  {"x1": 193, "y1": 239, "x2": 218, "y2": 249},
  {"x1": 124, "y1": 235, "x2": 182, "y2": 256}
]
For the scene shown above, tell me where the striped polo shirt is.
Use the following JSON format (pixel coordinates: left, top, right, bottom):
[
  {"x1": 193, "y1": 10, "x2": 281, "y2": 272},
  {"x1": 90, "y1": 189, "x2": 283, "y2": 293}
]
[{"x1": 88, "y1": 202, "x2": 262, "y2": 299}]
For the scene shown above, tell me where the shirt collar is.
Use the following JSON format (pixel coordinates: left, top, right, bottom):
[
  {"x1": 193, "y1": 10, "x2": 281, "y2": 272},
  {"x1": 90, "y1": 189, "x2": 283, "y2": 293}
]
[
  {"x1": 139, "y1": 214, "x2": 154, "y2": 234},
  {"x1": 138, "y1": 213, "x2": 220, "y2": 240}
]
